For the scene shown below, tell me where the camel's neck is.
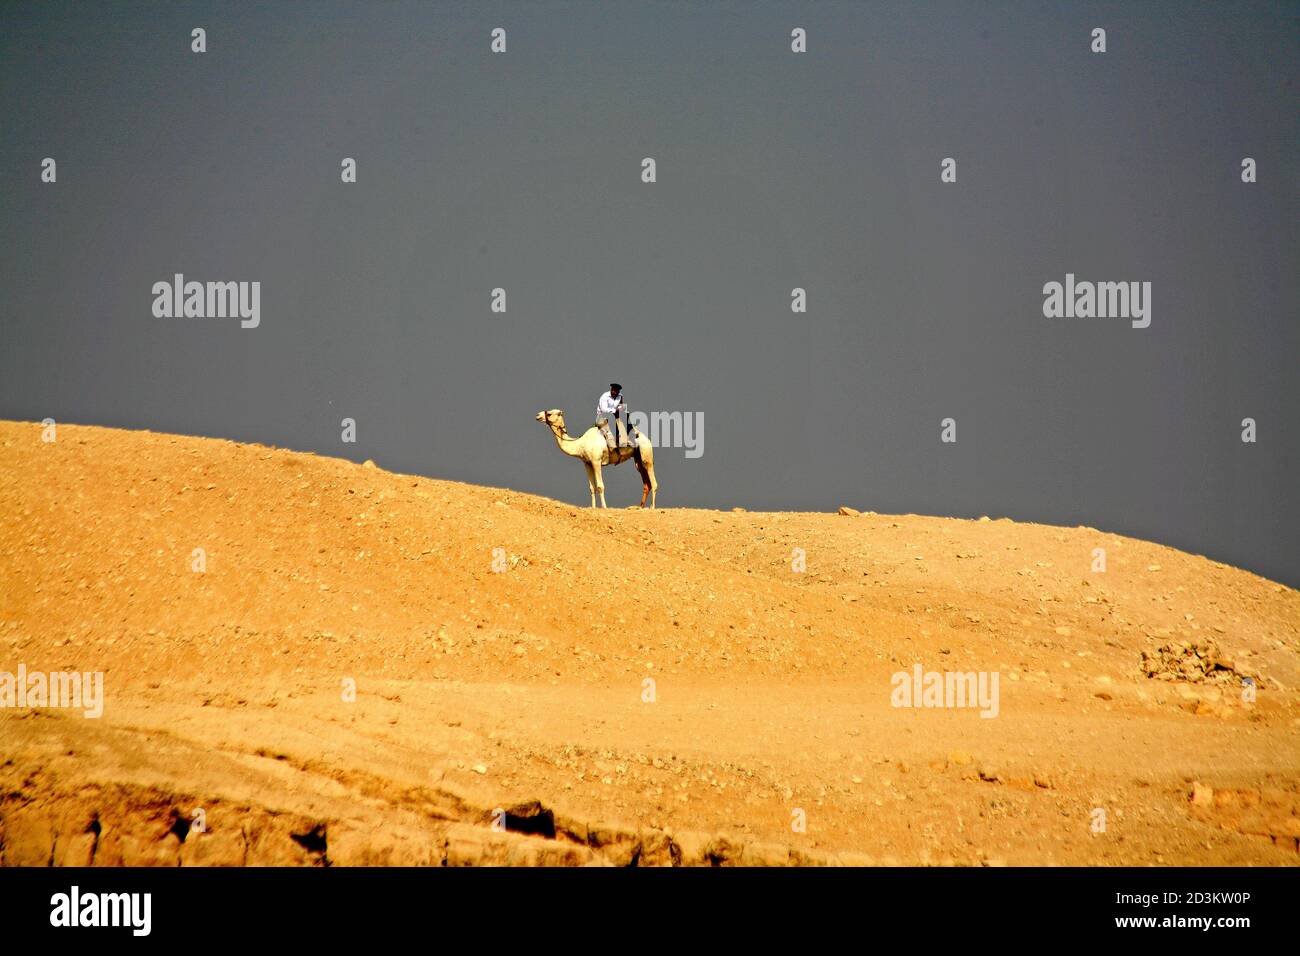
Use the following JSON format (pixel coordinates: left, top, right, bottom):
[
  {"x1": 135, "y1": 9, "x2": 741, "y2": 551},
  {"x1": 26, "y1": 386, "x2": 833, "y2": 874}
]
[{"x1": 548, "y1": 422, "x2": 583, "y2": 456}]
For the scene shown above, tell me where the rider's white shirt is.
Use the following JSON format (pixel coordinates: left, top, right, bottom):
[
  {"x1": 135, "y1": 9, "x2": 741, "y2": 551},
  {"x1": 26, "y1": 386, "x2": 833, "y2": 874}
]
[{"x1": 597, "y1": 391, "x2": 624, "y2": 417}]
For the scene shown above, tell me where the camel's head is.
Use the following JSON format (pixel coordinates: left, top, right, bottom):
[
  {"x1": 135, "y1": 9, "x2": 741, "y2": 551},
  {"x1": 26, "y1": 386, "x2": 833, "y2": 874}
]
[{"x1": 536, "y1": 409, "x2": 565, "y2": 429}]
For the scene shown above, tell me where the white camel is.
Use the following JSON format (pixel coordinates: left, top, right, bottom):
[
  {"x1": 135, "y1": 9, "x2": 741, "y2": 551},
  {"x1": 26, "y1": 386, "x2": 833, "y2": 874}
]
[{"x1": 536, "y1": 409, "x2": 658, "y2": 509}]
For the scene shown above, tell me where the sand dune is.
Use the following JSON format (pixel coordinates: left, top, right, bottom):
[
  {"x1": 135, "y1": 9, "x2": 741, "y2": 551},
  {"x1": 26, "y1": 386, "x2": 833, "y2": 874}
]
[{"x1": 1, "y1": 421, "x2": 1297, "y2": 865}]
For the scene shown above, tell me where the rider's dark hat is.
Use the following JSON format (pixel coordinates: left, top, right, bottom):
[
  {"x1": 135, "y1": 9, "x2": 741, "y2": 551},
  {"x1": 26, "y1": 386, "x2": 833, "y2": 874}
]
[{"x1": 610, "y1": 383, "x2": 622, "y2": 391}]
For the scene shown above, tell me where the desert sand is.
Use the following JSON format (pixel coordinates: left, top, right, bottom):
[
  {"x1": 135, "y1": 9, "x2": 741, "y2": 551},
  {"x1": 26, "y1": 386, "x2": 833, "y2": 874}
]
[{"x1": 1, "y1": 420, "x2": 1297, "y2": 866}]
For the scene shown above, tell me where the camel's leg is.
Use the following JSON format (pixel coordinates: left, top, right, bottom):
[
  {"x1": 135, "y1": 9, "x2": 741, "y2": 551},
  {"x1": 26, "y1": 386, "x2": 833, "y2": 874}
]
[
  {"x1": 583, "y1": 461, "x2": 597, "y2": 508},
  {"x1": 635, "y1": 461, "x2": 651, "y2": 508},
  {"x1": 646, "y1": 461, "x2": 658, "y2": 509},
  {"x1": 592, "y1": 460, "x2": 607, "y2": 509}
]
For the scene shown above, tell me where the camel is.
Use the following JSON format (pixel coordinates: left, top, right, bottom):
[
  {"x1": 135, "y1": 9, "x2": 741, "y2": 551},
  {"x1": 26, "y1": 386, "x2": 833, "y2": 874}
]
[{"x1": 536, "y1": 409, "x2": 658, "y2": 509}]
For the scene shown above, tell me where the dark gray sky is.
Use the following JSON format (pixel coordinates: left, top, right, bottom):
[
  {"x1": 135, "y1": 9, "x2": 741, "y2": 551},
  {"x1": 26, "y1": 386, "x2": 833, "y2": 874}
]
[{"x1": 2, "y1": 1, "x2": 1296, "y2": 585}]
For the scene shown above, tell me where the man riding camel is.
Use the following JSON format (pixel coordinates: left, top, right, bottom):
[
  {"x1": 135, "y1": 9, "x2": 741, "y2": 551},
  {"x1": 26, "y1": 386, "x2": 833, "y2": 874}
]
[{"x1": 596, "y1": 383, "x2": 637, "y2": 456}]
